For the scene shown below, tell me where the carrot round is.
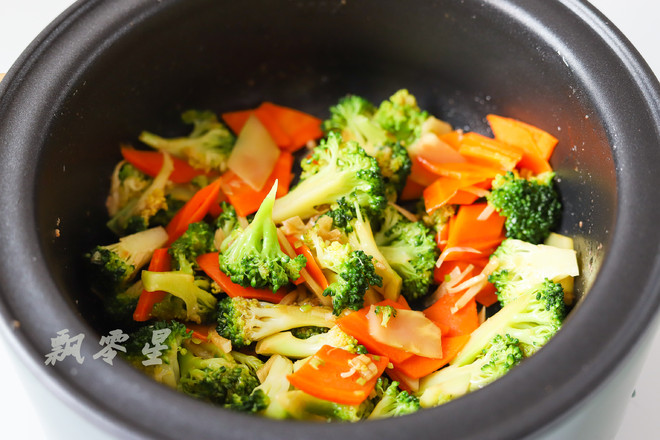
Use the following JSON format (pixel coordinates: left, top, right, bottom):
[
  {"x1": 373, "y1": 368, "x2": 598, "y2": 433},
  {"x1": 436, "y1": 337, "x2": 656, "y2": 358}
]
[
  {"x1": 196, "y1": 252, "x2": 287, "y2": 303},
  {"x1": 286, "y1": 345, "x2": 389, "y2": 405},
  {"x1": 133, "y1": 248, "x2": 172, "y2": 321}
]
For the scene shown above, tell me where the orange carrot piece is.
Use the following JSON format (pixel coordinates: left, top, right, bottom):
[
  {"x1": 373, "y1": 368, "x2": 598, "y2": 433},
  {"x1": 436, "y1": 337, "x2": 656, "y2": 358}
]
[
  {"x1": 409, "y1": 155, "x2": 443, "y2": 186},
  {"x1": 196, "y1": 252, "x2": 287, "y2": 303},
  {"x1": 220, "y1": 152, "x2": 293, "y2": 217},
  {"x1": 400, "y1": 179, "x2": 426, "y2": 201},
  {"x1": 517, "y1": 150, "x2": 553, "y2": 175},
  {"x1": 486, "y1": 114, "x2": 558, "y2": 161},
  {"x1": 336, "y1": 300, "x2": 414, "y2": 364},
  {"x1": 391, "y1": 335, "x2": 470, "y2": 379},
  {"x1": 185, "y1": 323, "x2": 215, "y2": 341},
  {"x1": 286, "y1": 236, "x2": 329, "y2": 290},
  {"x1": 475, "y1": 282, "x2": 499, "y2": 307},
  {"x1": 423, "y1": 174, "x2": 488, "y2": 212},
  {"x1": 286, "y1": 345, "x2": 389, "y2": 405},
  {"x1": 120, "y1": 147, "x2": 206, "y2": 184},
  {"x1": 254, "y1": 104, "x2": 292, "y2": 148},
  {"x1": 459, "y1": 132, "x2": 523, "y2": 171},
  {"x1": 221, "y1": 109, "x2": 253, "y2": 135},
  {"x1": 424, "y1": 289, "x2": 479, "y2": 337},
  {"x1": 133, "y1": 248, "x2": 172, "y2": 321},
  {"x1": 258, "y1": 102, "x2": 323, "y2": 152},
  {"x1": 417, "y1": 157, "x2": 503, "y2": 181},
  {"x1": 166, "y1": 177, "x2": 223, "y2": 245},
  {"x1": 445, "y1": 203, "x2": 505, "y2": 250},
  {"x1": 438, "y1": 130, "x2": 464, "y2": 150}
]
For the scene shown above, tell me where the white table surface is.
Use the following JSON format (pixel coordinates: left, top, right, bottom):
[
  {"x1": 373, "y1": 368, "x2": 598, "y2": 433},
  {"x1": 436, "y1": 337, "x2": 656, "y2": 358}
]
[{"x1": 0, "y1": 1, "x2": 658, "y2": 438}]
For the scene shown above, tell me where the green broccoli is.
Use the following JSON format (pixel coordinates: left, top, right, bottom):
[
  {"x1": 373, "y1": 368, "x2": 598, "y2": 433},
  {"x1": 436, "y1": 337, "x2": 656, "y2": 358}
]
[
  {"x1": 86, "y1": 226, "x2": 169, "y2": 295},
  {"x1": 323, "y1": 95, "x2": 412, "y2": 200},
  {"x1": 169, "y1": 222, "x2": 216, "y2": 274},
  {"x1": 102, "y1": 279, "x2": 143, "y2": 325},
  {"x1": 418, "y1": 334, "x2": 523, "y2": 407},
  {"x1": 252, "y1": 354, "x2": 294, "y2": 419},
  {"x1": 122, "y1": 320, "x2": 191, "y2": 389},
  {"x1": 215, "y1": 296, "x2": 336, "y2": 348},
  {"x1": 215, "y1": 201, "x2": 239, "y2": 237},
  {"x1": 368, "y1": 380, "x2": 421, "y2": 419},
  {"x1": 420, "y1": 203, "x2": 456, "y2": 236},
  {"x1": 486, "y1": 171, "x2": 562, "y2": 244},
  {"x1": 278, "y1": 390, "x2": 373, "y2": 422},
  {"x1": 139, "y1": 110, "x2": 235, "y2": 173},
  {"x1": 488, "y1": 238, "x2": 579, "y2": 306},
  {"x1": 255, "y1": 325, "x2": 359, "y2": 358},
  {"x1": 177, "y1": 349, "x2": 267, "y2": 412},
  {"x1": 344, "y1": 207, "x2": 403, "y2": 302},
  {"x1": 219, "y1": 183, "x2": 306, "y2": 292},
  {"x1": 272, "y1": 132, "x2": 387, "y2": 223},
  {"x1": 306, "y1": 231, "x2": 383, "y2": 315},
  {"x1": 141, "y1": 271, "x2": 218, "y2": 324},
  {"x1": 374, "y1": 89, "x2": 429, "y2": 147},
  {"x1": 374, "y1": 206, "x2": 437, "y2": 302},
  {"x1": 106, "y1": 153, "x2": 175, "y2": 236},
  {"x1": 106, "y1": 161, "x2": 152, "y2": 219}
]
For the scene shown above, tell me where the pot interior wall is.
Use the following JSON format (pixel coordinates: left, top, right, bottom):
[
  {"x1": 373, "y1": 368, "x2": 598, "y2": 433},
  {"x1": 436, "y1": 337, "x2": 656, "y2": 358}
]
[{"x1": 34, "y1": 0, "x2": 614, "y2": 331}]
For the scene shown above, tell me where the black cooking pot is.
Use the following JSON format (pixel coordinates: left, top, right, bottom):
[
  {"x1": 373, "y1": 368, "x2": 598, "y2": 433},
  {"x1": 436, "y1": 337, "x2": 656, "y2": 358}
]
[{"x1": 1, "y1": 0, "x2": 659, "y2": 438}]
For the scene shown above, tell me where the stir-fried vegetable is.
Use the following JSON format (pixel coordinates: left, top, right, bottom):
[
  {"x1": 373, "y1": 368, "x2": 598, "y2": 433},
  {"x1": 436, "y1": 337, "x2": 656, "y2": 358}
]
[{"x1": 85, "y1": 90, "x2": 577, "y2": 422}]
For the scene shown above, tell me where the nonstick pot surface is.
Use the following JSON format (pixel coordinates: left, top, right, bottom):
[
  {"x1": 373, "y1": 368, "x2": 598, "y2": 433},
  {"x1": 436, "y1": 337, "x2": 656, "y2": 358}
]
[{"x1": 0, "y1": 0, "x2": 659, "y2": 439}]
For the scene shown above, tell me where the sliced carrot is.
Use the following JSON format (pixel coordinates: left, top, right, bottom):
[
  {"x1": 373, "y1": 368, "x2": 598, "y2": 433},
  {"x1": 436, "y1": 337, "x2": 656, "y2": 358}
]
[
  {"x1": 417, "y1": 158, "x2": 503, "y2": 181},
  {"x1": 221, "y1": 109, "x2": 253, "y2": 135},
  {"x1": 486, "y1": 114, "x2": 558, "y2": 161},
  {"x1": 286, "y1": 345, "x2": 389, "y2": 405},
  {"x1": 424, "y1": 289, "x2": 479, "y2": 337},
  {"x1": 444, "y1": 203, "x2": 505, "y2": 259},
  {"x1": 286, "y1": 236, "x2": 329, "y2": 290},
  {"x1": 120, "y1": 147, "x2": 206, "y2": 184},
  {"x1": 196, "y1": 252, "x2": 287, "y2": 303},
  {"x1": 516, "y1": 150, "x2": 553, "y2": 175},
  {"x1": 336, "y1": 300, "x2": 414, "y2": 364},
  {"x1": 458, "y1": 132, "x2": 523, "y2": 171},
  {"x1": 423, "y1": 174, "x2": 488, "y2": 212},
  {"x1": 222, "y1": 103, "x2": 323, "y2": 153},
  {"x1": 438, "y1": 130, "x2": 464, "y2": 150},
  {"x1": 391, "y1": 335, "x2": 470, "y2": 379},
  {"x1": 166, "y1": 177, "x2": 223, "y2": 245},
  {"x1": 133, "y1": 248, "x2": 172, "y2": 321},
  {"x1": 475, "y1": 282, "x2": 499, "y2": 307},
  {"x1": 399, "y1": 178, "x2": 426, "y2": 201},
  {"x1": 220, "y1": 152, "x2": 293, "y2": 217},
  {"x1": 185, "y1": 323, "x2": 214, "y2": 341}
]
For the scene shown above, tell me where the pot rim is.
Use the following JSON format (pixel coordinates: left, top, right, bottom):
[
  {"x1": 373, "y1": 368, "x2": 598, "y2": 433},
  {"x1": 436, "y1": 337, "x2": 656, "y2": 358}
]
[{"x1": 1, "y1": 0, "x2": 660, "y2": 439}]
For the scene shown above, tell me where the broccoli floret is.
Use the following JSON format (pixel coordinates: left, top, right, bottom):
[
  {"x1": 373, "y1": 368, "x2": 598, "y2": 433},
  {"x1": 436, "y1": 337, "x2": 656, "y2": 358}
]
[
  {"x1": 368, "y1": 380, "x2": 421, "y2": 419},
  {"x1": 107, "y1": 153, "x2": 175, "y2": 236},
  {"x1": 86, "y1": 226, "x2": 169, "y2": 295},
  {"x1": 178, "y1": 349, "x2": 267, "y2": 412},
  {"x1": 255, "y1": 326, "x2": 359, "y2": 358},
  {"x1": 147, "y1": 195, "x2": 186, "y2": 230},
  {"x1": 278, "y1": 390, "x2": 373, "y2": 422},
  {"x1": 374, "y1": 89, "x2": 429, "y2": 147},
  {"x1": 306, "y1": 231, "x2": 382, "y2": 315},
  {"x1": 272, "y1": 132, "x2": 387, "y2": 223},
  {"x1": 122, "y1": 320, "x2": 191, "y2": 388},
  {"x1": 374, "y1": 206, "x2": 437, "y2": 302},
  {"x1": 219, "y1": 183, "x2": 306, "y2": 292},
  {"x1": 169, "y1": 222, "x2": 216, "y2": 274},
  {"x1": 103, "y1": 279, "x2": 143, "y2": 325},
  {"x1": 106, "y1": 161, "x2": 152, "y2": 218},
  {"x1": 323, "y1": 95, "x2": 412, "y2": 201},
  {"x1": 139, "y1": 110, "x2": 235, "y2": 173},
  {"x1": 215, "y1": 202, "x2": 239, "y2": 237},
  {"x1": 344, "y1": 207, "x2": 402, "y2": 301},
  {"x1": 454, "y1": 278, "x2": 566, "y2": 363},
  {"x1": 488, "y1": 238, "x2": 579, "y2": 306},
  {"x1": 486, "y1": 171, "x2": 562, "y2": 244},
  {"x1": 418, "y1": 334, "x2": 523, "y2": 407},
  {"x1": 253, "y1": 354, "x2": 294, "y2": 419},
  {"x1": 215, "y1": 296, "x2": 336, "y2": 348},
  {"x1": 420, "y1": 203, "x2": 456, "y2": 236},
  {"x1": 141, "y1": 271, "x2": 218, "y2": 324}
]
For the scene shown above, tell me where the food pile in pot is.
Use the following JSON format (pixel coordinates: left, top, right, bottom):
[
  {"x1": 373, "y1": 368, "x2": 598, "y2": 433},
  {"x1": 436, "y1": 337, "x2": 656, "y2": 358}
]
[{"x1": 85, "y1": 89, "x2": 578, "y2": 421}]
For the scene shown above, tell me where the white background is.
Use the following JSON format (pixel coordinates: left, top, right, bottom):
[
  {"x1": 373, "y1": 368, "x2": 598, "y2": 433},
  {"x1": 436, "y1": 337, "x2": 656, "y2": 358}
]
[{"x1": 0, "y1": 0, "x2": 658, "y2": 438}]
